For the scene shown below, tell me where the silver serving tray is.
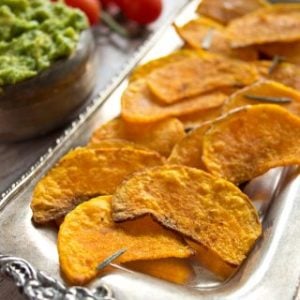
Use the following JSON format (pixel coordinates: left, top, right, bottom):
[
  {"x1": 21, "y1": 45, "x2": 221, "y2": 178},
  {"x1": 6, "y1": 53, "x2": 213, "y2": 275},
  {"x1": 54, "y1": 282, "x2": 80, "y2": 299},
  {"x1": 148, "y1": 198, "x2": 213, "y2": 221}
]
[{"x1": 1, "y1": 1, "x2": 300, "y2": 299}]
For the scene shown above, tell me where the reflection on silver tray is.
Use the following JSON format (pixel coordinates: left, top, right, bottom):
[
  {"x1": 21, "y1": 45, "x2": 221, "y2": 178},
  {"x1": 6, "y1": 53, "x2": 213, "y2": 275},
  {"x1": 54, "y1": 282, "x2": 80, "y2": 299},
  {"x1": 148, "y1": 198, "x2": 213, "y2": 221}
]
[{"x1": 1, "y1": 0, "x2": 300, "y2": 299}]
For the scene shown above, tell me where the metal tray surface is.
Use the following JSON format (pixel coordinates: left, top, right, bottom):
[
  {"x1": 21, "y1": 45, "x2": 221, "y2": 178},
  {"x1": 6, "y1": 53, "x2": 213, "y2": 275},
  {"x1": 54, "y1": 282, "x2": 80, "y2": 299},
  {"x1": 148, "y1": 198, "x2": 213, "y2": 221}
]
[{"x1": 1, "y1": 1, "x2": 300, "y2": 299}]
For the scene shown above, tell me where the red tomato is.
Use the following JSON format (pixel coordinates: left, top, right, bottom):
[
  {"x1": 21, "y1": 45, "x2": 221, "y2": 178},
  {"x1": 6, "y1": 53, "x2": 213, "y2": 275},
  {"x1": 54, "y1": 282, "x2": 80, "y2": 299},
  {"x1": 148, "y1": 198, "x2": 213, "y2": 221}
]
[
  {"x1": 65, "y1": 0, "x2": 101, "y2": 25},
  {"x1": 119, "y1": 0, "x2": 162, "y2": 25},
  {"x1": 101, "y1": 0, "x2": 116, "y2": 7},
  {"x1": 102, "y1": 0, "x2": 123, "y2": 6}
]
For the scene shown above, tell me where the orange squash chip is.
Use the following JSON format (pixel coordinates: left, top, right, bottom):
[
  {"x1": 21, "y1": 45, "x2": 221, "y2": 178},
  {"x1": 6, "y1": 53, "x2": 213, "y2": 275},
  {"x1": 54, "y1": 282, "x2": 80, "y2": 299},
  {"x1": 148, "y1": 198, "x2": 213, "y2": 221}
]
[
  {"x1": 121, "y1": 78, "x2": 227, "y2": 123},
  {"x1": 223, "y1": 80, "x2": 300, "y2": 116},
  {"x1": 196, "y1": 0, "x2": 269, "y2": 24},
  {"x1": 168, "y1": 124, "x2": 209, "y2": 169},
  {"x1": 112, "y1": 165, "x2": 262, "y2": 270},
  {"x1": 171, "y1": 89, "x2": 284, "y2": 167},
  {"x1": 256, "y1": 60, "x2": 300, "y2": 92},
  {"x1": 175, "y1": 18, "x2": 257, "y2": 61},
  {"x1": 147, "y1": 54, "x2": 259, "y2": 103},
  {"x1": 58, "y1": 196, "x2": 193, "y2": 285},
  {"x1": 31, "y1": 146, "x2": 164, "y2": 224},
  {"x1": 89, "y1": 117, "x2": 185, "y2": 157},
  {"x1": 202, "y1": 104, "x2": 300, "y2": 184},
  {"x1": 227, "y1": 4, "x2": 300, "y2": 48},
  {"x1": 124, "y1": 258, "x2": 194, "y2": 285}
]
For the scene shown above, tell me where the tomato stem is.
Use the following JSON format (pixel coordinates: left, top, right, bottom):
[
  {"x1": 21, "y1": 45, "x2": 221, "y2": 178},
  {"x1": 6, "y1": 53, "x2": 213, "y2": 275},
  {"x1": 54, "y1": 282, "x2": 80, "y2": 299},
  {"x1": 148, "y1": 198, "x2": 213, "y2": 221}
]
[{"x1": 101, "y1": 11, "x2": 130, "y2": 38}]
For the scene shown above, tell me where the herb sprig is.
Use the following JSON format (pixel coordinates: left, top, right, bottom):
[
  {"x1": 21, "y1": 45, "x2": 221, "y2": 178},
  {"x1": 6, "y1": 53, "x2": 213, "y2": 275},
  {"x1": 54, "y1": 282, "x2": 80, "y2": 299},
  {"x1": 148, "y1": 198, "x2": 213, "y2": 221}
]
[
  {"x1": 97, "y1": 249, "x2": 127, "y2": 271},
  {"x1": 244, "y1": 94, "x2": 292, "y2": 104}
]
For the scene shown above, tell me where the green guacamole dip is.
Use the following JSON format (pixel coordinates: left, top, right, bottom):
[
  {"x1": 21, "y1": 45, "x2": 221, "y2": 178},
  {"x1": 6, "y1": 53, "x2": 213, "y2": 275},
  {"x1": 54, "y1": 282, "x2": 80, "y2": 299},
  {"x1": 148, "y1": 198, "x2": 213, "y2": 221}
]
[{"x1": 0, "y1": 0, "x2": 88, "y2": 86}]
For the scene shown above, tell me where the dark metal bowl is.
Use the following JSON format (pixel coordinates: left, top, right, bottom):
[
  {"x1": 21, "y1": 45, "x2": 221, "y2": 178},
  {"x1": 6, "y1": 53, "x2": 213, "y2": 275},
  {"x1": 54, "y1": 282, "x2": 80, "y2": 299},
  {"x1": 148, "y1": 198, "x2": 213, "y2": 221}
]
[{"x1": 0, "y1": 30, "x2": 97, "y2": 142}]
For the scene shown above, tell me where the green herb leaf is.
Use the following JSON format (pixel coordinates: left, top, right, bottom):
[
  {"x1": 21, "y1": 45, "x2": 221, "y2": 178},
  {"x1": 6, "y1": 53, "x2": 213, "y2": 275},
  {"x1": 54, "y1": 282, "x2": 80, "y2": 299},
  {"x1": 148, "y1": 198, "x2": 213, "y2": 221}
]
[
  {"x1": 201, "y1": 28, "x2": 214, "y2": 50},
  {"x1": 244, "y1": 94, "x2": 292, "y2": 104},
  {"x1": 96, "y1": 249, "x2": 127, "y2": 271}
]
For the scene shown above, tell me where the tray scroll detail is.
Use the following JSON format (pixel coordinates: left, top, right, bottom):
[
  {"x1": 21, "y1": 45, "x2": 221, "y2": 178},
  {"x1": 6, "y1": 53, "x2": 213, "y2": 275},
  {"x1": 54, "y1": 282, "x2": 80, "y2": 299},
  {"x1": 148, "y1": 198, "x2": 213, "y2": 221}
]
[{"x1": 0, "y1": 255, "x2": 115, "y2": 300}]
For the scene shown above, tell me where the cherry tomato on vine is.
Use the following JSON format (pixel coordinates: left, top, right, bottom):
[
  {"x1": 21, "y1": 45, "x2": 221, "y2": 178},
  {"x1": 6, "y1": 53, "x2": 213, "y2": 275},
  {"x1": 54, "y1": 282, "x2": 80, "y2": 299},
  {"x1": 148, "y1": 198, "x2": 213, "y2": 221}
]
[
  {"x1": 118, "y1": 0, "x2": 162, "y2": 25},
  {"x1": 65, "y1": 0, "x2": 102, "y2": 25}
]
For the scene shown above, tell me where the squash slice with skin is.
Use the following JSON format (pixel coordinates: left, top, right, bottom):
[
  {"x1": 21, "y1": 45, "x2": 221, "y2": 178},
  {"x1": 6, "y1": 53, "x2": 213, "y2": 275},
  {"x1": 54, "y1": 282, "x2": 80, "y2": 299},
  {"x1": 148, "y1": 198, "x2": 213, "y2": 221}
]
[
  {"x1": 58, "y1": 196, "x2": 193, "y2": 285},
  {"x1": 112, "y1": 165, "x2": 262, "y2": 273},
  {"x1": 31, "y1": 146, "x2": 164, "y2": 224},
  {"x1": 168, "y1": 88, "x2": 298, "y2": 169},
  {"x1": 203, "y1": 105, "x2": 300, "y2": 184}
]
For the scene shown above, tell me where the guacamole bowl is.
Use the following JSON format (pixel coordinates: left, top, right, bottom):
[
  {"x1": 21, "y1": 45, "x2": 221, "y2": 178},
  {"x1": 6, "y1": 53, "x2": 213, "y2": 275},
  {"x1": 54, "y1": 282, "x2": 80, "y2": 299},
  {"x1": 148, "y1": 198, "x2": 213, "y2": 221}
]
[{"x1": 0, "y1": 30, "x2": 97, "y2": 142}]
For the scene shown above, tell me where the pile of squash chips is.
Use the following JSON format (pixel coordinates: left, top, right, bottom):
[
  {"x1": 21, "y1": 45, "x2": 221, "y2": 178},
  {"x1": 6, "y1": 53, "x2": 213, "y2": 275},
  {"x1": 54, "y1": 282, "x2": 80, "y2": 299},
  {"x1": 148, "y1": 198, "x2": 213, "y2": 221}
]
[{"x1": 31, "y1": 0, "x2": 300, "y2": 286}]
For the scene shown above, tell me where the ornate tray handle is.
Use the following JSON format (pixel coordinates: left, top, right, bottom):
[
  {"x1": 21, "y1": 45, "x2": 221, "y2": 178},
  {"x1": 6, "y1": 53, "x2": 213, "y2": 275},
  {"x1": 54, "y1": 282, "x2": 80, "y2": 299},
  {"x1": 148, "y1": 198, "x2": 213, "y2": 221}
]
[{"x1": 0, "y1": 255, "x2": 115, "y2": 300}]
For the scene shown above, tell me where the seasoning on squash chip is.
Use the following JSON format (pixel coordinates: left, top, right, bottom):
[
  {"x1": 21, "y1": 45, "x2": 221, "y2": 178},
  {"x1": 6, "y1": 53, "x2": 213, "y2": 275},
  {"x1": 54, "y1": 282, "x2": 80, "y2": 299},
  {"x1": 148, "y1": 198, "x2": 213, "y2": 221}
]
[
  {"x1": 89, "y1": 117, "x2": 185, "y2": 157},
  {"x1": 197, "y1": 0, "x2": 269, "y2": 24},
  {"x1": 31, "y1": 146, "x2": 164, "y2": 224},
  {"x1": 58, "y1": 196, "x2": 193, "y2": 285},
  {"x1": 202, "y1": 105, "x2": 300, "y2": 184},
  {"x1": 124, "y1": 258, "x2": 194, "y2": 285},
  {"x1": 227, "y1": 4, "x2": 300, "y2": 48},
  {"x1": 112, "y1": 165, "x2": 262, "y2": 271},
  {"x1": 121, "y1": 79, "x2": 227, "y2": 123},
  {"x1": 175, "y1": 17, "x2": 257, "y2": 61},
  {"x1": 168, "y1": 124, "x2": 209, "y2": 169},
  {"x1": 147, "y1": 54, "x2": 259, "y2": 103},
  {"x1": 223, "y1": 80, "x2": 300, "y2": 116}
]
